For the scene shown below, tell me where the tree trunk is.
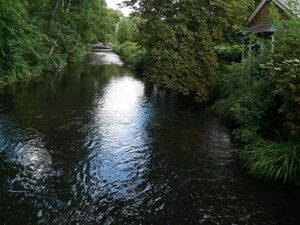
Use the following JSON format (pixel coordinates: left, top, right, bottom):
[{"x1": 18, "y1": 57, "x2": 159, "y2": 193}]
[{"x1": 49, "y1": 0, "x2": 60, "y2": 26}]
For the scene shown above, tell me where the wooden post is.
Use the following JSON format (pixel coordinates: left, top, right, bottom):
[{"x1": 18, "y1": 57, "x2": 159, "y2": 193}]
[
  {"x1": 49, "y1": 0, "x2": 60, "y2": 26},
  {"x1": 260, "y1": 41, "x2": 264, "y2": 56},
  {"x1": 271, "y1": 35, "x2": 275, "y2": 54},
  {"x1": 248, "y1": 41, "x2": 252, "y2": 74},
  {"x1": 242, "y1": 38, "x2": 246, "y2": 76}
]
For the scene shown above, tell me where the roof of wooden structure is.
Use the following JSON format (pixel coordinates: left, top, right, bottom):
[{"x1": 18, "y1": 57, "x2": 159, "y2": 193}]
[
  {"x1": 248, "y1": 23, "x2": 276, "y2": 33},
  {"x1": 247, "y1": 0, "x2": 300, "y2": 25}
]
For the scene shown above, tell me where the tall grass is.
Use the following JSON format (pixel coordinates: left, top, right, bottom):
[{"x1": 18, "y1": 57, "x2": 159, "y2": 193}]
[{"x1": 242, "y1": 141, "x2": 300, "y2": 185}]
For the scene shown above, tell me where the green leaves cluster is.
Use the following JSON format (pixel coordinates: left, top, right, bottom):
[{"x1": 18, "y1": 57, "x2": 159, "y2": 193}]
[
  {"x1": 214, "y1": 1, "x2": 300, "y2": 184},
  {"x1": 0, "y1": 0, "x2": 45, "y2": 81},
  {"x1": 259, "y1": 3, "x2": 300, "y2": 140},
  {"x1": 215, "y1": 43, "x2": 243, "y2": 62},
  {"x1": 263, "y1": 59, "x2": 300, "y2": 139},
  {"x1": 213, "y1": 53, "x2": 300, "y2": 185},
  {"x1": 213, "y1": 56, "x2": 274, "y2": 144},
  {"x1": 124, "y1": 0, "x2": 255, "y2": 101},
  {"x1": 117, "y1": 17, "x2": 140, "y2": 44},
  {"x1": 115, "y1": 41, "x2": 145, "y2": 68},
  {"x1": 0, "y1": 0, "x2": 119, "y2": 84}
]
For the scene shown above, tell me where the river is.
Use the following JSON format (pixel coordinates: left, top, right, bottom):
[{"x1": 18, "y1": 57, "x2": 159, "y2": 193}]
[{"x1": 0, "y1": 52, "x2": 299, "y2": 225}]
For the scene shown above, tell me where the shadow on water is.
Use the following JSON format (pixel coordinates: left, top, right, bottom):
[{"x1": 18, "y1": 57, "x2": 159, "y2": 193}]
[{"x1": 0, "y1": 52, "x2": 299, "y2": 225}]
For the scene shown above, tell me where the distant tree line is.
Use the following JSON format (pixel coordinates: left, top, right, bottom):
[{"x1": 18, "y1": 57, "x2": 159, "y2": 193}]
[{"x1": 0, "y1": 0, "x2": 119, "y2": 84}]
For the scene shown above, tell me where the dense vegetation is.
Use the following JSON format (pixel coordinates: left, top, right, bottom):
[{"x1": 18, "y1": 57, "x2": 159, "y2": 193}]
[
  {"x1": 114, "y1": 16, "x2": 145, "y2": 68},
  {"x1": 123, "y1": 0, "x2": 257, "y2": 101},
  {"x1": 121, "y1": 0, "x2": 300, "y2": 185},
  {"x1": 213, "y1": 7, "x2": 300, "y2": 184},
  {"x1": 0, "y1": 0, "x2": 118, "y2": 85}
]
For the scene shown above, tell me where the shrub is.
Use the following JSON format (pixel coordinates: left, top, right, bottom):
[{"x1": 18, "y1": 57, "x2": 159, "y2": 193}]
[
  {"x1": 242, "y1": 140, "x2": 300, "y2": 184},
  {"x1": 115, "y1": 41, "x2": 145, "y2": 68},
  {"x1": 262, "y1": 59, "x2": 300, "y2": 139},
  {"x1": 215, "y1": 43, "x2": 243, "y2": 62},
  {"x1": 213, "y1": 58, "x2": 274, "y2": 143}
]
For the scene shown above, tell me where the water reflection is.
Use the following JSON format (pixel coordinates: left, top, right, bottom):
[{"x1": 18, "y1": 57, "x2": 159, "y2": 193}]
[
  {"x1": 89, "y1": 52, "x2": 124, "y2": 66},
  {"x1": 71, "y1": 75, "x2": 155, "y2": 223},
  {"x1": 10, "y1": 134, "x2": 52, "y2": 180},
  {"x1": 0, "y1": 124, "x2": 52, "y2": 194}
]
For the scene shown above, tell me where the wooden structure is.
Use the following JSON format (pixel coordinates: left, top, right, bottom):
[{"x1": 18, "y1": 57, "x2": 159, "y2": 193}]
[
  {"x1": 247, "y1": 0, "x2": 300, "y2": 35},
  {"x1": 241, "y1": 1, "x2": 299, "y2": 74}
]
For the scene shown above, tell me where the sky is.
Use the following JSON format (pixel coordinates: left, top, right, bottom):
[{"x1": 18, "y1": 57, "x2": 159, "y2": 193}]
[{"x1": 106, "y1": 0, "x2": 132, "y2": 16}]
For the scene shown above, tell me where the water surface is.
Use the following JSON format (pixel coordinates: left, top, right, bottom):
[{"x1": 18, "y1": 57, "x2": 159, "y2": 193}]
[{"x1": 0, "y1": 52, "x2": 299, "y2": 225}]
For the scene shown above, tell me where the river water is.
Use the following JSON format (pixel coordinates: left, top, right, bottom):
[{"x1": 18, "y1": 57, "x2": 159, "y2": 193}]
[{"x1": 0, "y1": 52, "x2": 299, "y2": 225}]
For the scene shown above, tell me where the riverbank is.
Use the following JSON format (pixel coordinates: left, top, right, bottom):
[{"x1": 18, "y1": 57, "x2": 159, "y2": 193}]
[
  {"x1": 114, "y1": 41, "x2": 145, "y2": 71},
  {"x1": 212, "y1": 57, "x2": 300, "y2": 186},
  {"x1": 0, "y1": 54, "x2": 73, "y2": 89},
  {"x1": 117, "y1": 43, "x2": 300, "y2": 186}
]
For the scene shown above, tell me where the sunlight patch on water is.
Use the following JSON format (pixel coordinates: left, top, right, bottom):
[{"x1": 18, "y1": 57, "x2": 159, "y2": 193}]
[
  {"x1": 75, "y1": 75, "x2": 155, "y2": 205},
  {"x1": 9, "y1": 134, "x2": 52, "y2": 180},
  {"x1": 89, "y1": 52, "x2": 124, "y2": 66}
]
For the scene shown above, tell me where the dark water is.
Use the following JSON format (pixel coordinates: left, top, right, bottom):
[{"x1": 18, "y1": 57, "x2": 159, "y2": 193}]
[{"x1": 0, "y1": 52, "x2": 299, "y2": 225}]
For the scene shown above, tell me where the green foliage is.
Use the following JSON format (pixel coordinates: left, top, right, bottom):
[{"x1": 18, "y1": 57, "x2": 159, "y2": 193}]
[
  {"x1": 124, "y1": 0, "x2": 255, "y2": 101},
  {"x1": 214, "y1": 57, "x2": 300, "y2": 185},
  {"x1": 117, "y1": 17, "x2": 140, "y2": 44},
  {"x1": 262, "y1": 59, "x2": 300, "y2": 139},
  {"x1": 215, "y1": 43, "x2": 243, "y2": 62},
  {"x1": 272, "y1": 4, "x2": 300, "y2": 61},
  {"x1": 0, "y1": 0, "x2": 119, "y2": 85},
  {"x1": 114, "y1": 16, "x2": 143, "y2": 68},
  {"x1": 242, "y1": 140, "x2": 300, "y2": 185},
  {"x1": 213, "y1": 57, "x2": 274, "y2": 144},
  {"x1": 0, "y1": 0, "x2": 40, "y2": 80},
  {"x1": 115, "y1": 41, "x2": 145, "y2": 68},
  {"x1": 213, "y1": 3, "x2": 300, "y2": 184},
  {"x1": 260, "y1": 4, "x2": 300, "y2": 139}
]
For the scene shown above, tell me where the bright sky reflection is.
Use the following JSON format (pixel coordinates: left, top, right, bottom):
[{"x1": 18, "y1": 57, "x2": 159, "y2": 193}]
[
  {"x1": 12, "y1": 134, "x2": 52, "y2": 180},
  {"x1": 89, "y1": 52, "x2": 124, "y2": 66},
  {"x1": 76, "y1": 72, "x2": 153, "y2": 201}
]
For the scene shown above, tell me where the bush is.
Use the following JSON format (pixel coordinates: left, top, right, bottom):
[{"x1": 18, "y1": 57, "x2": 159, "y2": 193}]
[
  {"x1": 213, "y1": 58, "x2": 274, "y2": 144},
  {"x1": 215, "y1": 43, "x2": 243, "y2": 62},
  {"x1": 262, "y1": 59, "x2": 300, "y2": 139},
  {"x1": 242, "y1": 140, "x2": 300, "y2": 185},
  {"x1": 213, "y1": 54, "x2": 300, "y2": 184},
  {"x1": 237, "y1": 6, "x2": 300, "y2": 185},
  {"x1": 213, "y1": 25, "x2": 300, "y2": 184},
  {"x1": 115, "y1": 41, "x2": 145, "y2": 68}
]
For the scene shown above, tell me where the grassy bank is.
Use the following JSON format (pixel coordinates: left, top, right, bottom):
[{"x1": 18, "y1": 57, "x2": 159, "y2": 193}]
[
  {"x1": 212, "y1": 59, "x2": 300, "y2": 185},
  {"x1": 212, "y1": 29, "x2": 300, "y2": 185},
  {"x1": 114, "y1": 41, "x2": 145, "y2": 70}
]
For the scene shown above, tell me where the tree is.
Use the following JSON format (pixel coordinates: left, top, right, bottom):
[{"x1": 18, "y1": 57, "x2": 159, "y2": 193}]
[
  {"x1": 117, "y1": 16, "x2": 140, "y2": 44},
  {"x1": 0, "y1": 0, "x2": 120, "y2": 84},
  {"x1": 123, "y1": 0, "x2": 255, "y2": 101}
]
